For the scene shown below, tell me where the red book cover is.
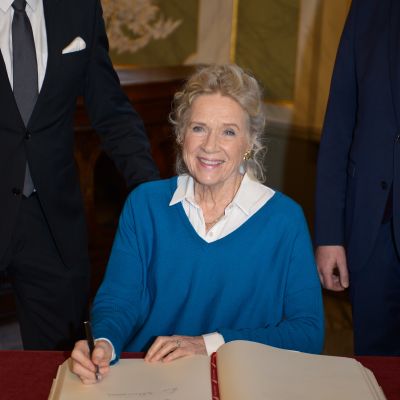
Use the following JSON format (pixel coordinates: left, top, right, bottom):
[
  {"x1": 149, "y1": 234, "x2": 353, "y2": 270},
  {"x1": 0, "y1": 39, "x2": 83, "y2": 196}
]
[{"x1": 210, "y1": 352, "x2": 220, "y2": 400}]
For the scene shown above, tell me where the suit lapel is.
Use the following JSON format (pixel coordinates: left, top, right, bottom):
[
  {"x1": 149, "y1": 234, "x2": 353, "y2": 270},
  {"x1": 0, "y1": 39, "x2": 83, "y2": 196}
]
[
  {"x1": 0, "y1": 49, "x2": 26, "y2": 128},
  {"x1": 0, "y1": 49, "x2": 14, "y2": 99},
  {"x1": 0, "y1": 0, "x2": 63, "y2": 128},
  {"x1": 389, "y1": 0, "x2": 400, "y2": 130},
  {"x1": 31, "y1": 0, "x2": 62, "y2": 123}
]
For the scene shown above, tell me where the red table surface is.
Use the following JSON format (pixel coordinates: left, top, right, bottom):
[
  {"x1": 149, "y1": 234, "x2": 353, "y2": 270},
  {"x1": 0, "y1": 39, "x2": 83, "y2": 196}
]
[
  {"x1": 355, "y1": 356, "x2": 400, "y2": 399},
  {"x1": 0, "y1": 351, "x2": 399, "y2": 400}
]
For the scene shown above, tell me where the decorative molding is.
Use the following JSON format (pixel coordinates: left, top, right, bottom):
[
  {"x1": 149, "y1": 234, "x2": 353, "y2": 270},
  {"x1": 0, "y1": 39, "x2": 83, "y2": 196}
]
[
  {"x1": 102, "y1": 0, "x2": 182, "y2": 54},
  {"x1": 292, "y1": 0, "x2": 351, "y2": 136},
  {"x1": 265, "y1": 0, "x2": 350, "y2": 139},
  {"x1": 185, "y1": 0, "x2": 234, "y2": 64},
  {"x1": 230, "y1": 0, "x2": 239, "y2": 63}
]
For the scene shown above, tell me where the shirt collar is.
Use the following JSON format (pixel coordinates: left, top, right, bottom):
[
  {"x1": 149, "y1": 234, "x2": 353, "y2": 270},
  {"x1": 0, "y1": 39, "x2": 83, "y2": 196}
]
[
  {"x1": 170, "y1": 175, "x2": 196, "y2": 206},
  {"x1": 233, "y1": 173, "x2": 274, "y2": 215},
  {"x1": 170, "y1": 173, "x2": 275, "y2": 215},
  {"x1": 27, "y1": 0, "x2": 39, "y2": 11},
  {"x1": 0, "y1": 0, "x2": 13, "y2": 12},
  {"x1": 0, "y1": 0, "x2": 39, "y2": 13}
]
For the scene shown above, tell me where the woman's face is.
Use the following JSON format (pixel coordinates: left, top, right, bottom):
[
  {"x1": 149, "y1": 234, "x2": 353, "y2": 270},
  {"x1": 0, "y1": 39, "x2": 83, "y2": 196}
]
[{"x1": 182, "y1": 93, "x2": 250, "y2": 191}]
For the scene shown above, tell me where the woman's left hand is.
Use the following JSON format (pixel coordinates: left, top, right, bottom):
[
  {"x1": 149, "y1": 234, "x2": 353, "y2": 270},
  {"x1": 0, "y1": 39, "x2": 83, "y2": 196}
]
[{"x1": 144, "y1": 335, "x2": 207, "y2": 363}]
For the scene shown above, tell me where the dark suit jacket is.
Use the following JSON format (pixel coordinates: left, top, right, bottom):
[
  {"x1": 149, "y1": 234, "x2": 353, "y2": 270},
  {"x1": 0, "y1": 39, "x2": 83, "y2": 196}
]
[
  {"x1": 315, "y1": 0, "x2": 400, "y2": 272},
  {"x1": 0, "y1": 0, "x2": 159, "y2": 268}
]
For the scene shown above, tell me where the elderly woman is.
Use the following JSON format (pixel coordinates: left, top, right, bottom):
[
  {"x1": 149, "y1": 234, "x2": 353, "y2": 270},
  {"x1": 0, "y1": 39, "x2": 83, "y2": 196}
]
[{"x1": 71, "y1": 64, "x2": 324, "y2": 384}]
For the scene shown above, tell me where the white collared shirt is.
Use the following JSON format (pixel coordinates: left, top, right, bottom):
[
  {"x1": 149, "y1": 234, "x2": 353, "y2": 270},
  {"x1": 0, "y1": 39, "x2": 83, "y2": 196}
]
[
  {"x1": 170, "y1": 173, "x2": 275, "y2": 353},
  {"x1": 0, "y1": 0, "x2": 47, "y2": 90},
  {"x1": 170, "y1": 173, "x2": 275, "y2": 243}
]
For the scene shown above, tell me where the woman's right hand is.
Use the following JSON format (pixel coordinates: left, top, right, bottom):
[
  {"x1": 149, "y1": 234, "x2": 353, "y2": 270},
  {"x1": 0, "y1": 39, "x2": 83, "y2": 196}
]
[{"x1": 71, "y1": 339, "x2": 113, "y2": 384}]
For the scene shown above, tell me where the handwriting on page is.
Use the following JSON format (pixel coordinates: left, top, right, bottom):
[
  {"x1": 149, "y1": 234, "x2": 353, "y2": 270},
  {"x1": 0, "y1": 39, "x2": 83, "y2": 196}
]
[{"x1": 106, "y1": 386, "x2": 179, "y2": 399}]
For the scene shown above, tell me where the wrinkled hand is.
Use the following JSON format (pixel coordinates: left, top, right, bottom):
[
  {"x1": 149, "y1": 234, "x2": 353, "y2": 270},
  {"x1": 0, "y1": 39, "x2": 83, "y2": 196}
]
[
  {"x1": 71, "y1": 339, "x2": 112, "y2": 384},
  {"x1": 145, "y1": 335, "x2": 207, "y2": 363},
  {"x1": 315, "y1": 245, "x2": 349, "y2": 291}
]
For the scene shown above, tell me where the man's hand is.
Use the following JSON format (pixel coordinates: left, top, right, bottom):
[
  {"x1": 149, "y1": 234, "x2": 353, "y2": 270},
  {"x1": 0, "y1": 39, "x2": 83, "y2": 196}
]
[{"x1": 315, "y1": 245, "x2": 349, "y2": 291}]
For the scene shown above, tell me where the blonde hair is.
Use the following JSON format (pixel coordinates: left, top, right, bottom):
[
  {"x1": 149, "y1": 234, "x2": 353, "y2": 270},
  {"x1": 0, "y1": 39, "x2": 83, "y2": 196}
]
[{"x1": 170, "y1": 64, "x2": 267, "y2": 182}]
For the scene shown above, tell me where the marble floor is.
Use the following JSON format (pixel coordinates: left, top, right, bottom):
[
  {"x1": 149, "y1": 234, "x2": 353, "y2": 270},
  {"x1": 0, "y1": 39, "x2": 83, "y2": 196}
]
[{"x1": 0, "y1": 290, "x2": 353, "y2": 355}]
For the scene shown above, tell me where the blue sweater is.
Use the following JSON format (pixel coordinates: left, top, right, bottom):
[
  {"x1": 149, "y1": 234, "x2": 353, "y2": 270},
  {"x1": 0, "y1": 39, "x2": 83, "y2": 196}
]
[{"x1": 92, "y1": 177, "x2": 324, "y2": 358}]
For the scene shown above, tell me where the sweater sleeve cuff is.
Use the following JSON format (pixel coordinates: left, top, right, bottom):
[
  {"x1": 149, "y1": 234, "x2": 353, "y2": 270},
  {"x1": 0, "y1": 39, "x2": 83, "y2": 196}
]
[
  {"x1": 95, "y1": 337, "x2": 116, "y2": 362},
  {"x1": 202, "y1": 332, "x2": 225, "y2": 355}
]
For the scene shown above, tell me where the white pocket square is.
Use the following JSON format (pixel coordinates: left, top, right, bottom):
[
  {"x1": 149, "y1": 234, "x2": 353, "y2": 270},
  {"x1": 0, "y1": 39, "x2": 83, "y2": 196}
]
[{"x1": 62, "y1": 37, "x2": 86, "y2": 54}]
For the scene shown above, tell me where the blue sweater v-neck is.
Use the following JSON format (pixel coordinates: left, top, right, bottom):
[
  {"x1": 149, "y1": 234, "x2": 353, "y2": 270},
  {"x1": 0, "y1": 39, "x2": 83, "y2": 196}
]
[{"x1": 92, "y1": 177, "x2": 324, "y2": 358}]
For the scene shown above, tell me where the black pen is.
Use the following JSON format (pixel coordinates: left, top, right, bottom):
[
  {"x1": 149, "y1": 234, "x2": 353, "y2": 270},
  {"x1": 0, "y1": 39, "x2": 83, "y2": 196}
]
[{"x1": 84, "y1": 320, "x2": 101, "y2": 381}]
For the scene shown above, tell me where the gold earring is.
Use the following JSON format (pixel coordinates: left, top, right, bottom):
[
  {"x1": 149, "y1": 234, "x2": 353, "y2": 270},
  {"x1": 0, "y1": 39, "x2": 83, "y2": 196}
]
[{"x1": 243, "y1": 150, "x2": 252, "y2": 161}]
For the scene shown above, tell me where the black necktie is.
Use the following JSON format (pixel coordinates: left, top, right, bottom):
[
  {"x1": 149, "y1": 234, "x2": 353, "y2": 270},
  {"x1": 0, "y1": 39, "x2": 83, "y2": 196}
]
[{"x1": 12, "y1": 0, "x2": 37, "y2": 196}]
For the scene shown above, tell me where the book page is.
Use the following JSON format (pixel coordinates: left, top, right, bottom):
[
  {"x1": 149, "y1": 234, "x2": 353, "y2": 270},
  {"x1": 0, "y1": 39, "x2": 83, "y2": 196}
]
[
  {"x1": 216, "y1": 340, "x2": 386, "y2": 400},
  {"x1": 49, "y1": 356, "x2": 212, "y2": 400}
]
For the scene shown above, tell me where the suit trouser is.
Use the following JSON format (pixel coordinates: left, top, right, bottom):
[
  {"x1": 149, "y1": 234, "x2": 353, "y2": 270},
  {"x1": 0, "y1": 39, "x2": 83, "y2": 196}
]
[
  {"x1": 1, "y1": 193, "x2": 90, "y2": 350},
  {"x1": 349, "y1": 219, "x2": 400, "y2": 355}
]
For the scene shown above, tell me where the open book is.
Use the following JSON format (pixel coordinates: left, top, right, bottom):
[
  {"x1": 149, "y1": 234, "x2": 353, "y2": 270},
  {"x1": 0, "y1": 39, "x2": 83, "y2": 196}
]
[{"x1": 48, "y1": 340, "x2": 386, "y2": 400}]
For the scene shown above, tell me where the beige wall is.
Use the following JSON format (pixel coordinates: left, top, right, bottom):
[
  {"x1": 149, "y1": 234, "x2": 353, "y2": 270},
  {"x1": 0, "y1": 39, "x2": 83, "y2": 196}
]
[
  {"x1": 102, "y1": 0, "x2": 353, "y2": 213},
  {"x1": 293, "y1": 0, "x2": 351, "y2": 136},
  {"x1": 103, "y1": 0, "x2": 351, "y2": 138}
]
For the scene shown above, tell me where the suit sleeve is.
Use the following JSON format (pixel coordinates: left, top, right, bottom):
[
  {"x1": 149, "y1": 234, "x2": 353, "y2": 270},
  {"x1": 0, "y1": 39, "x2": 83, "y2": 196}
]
[
  {"x1": 314, "y1": 0, "x2": 358, "y2": 246},
  {"x1": 83, "y1": 0, "x2": 160, "y2": 189}
]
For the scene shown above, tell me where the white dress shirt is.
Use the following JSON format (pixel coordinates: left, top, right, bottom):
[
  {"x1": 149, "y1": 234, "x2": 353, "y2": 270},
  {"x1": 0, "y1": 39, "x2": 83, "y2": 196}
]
[
  {"x1": 0, "y1": 0, "x2": 47, "y2": 90},
  {"x1": 170, "y1": 173, "x2": 275, "y2": 354},
  {"x1": 170, "y1": 173, "x2": 275, "y2": 243}
]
